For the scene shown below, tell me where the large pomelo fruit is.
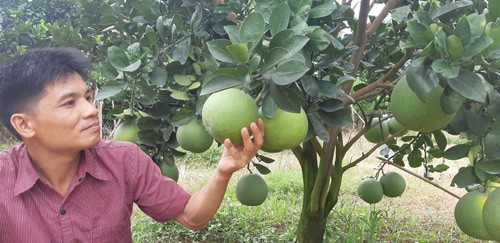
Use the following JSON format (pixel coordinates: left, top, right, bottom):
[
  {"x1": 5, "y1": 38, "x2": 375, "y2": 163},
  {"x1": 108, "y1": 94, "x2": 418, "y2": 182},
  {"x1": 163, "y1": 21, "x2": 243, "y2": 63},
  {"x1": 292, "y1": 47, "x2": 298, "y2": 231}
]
[
  {"x1": 482, "y1": 188, "x2": 500, "y2": 241},
  {"x1": 364, "y1": 120, "x2": 390, "y2": 143},
  {"x1": 379, "y1": 172, "x2": 406, "y2": 197},
  {"x1": 390, "y1": 76, "x2": 455, "y2": 132},
  {"x1": 176, "y1": 119, "x2": 213, "y2": 153},
  {"x1": 202, "y1": 88, "x2": 259, "y2": 144},
  {"x1": 112, "y1": 121, "x2": 139, "y2": 142},
  {"x1": 260, "y1": 107, "x2": 308, "y2": 151},
  {"x1": 236, "y1": 173, "x2": 268, "y2": 206},
  {"x1": 357, "y1": 178, "x2": 384, "y2": 204},
  {"x1": 454, "y1": 190, "x2": 492, "y2": 240}
]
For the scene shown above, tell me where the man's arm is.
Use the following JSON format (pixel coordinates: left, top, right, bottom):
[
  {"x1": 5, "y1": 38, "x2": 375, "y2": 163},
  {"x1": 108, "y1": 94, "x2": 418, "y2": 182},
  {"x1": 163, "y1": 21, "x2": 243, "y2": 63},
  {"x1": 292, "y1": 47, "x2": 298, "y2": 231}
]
[{"x1": 175, "y1": 119, "x2": 264, "y2": 229}]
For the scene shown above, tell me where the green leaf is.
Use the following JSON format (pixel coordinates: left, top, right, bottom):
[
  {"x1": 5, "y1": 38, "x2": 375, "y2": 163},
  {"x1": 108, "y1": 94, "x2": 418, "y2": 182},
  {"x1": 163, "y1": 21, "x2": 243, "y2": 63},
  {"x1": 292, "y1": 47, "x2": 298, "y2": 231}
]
[
  {"x1": 429, "y1": 0, "x2": 473, "y2": 19},
  {"x1": 261, "y1": 93, "x2": 278, "y2": 118},
  {"x1": 433, "y1": 130, "x2": 447, "y2": 150},
  {"x1": 173, "y1": 75, "x2": 194, "y2": 86},
  {"x1": 269, "y1": 83, "x2": 302, "y2": 113},
  {"x1": 300, "y1": 75, "x2": 319, "y2": 97},
  {"x1": 207, "y1": 39, "x2": 236, "y2": 63},
  {"x1": 467, "y1": 13, "x2": 486, "y2": 41},
  {"x1": 485, "y1": 131, "x2": 500, "y2": 159},
  {"x1": 407, "y1": 21, "x2": 433, "y2": 44},
  {"x1": 454, "y1": 16, "x2": 471, "y2": 46},
  {"x1": 444, "y1": 144, "x2": 470, "y2": 160},
  {"x1": 149, "y1": 67, "x2": 167, "y2": 87},
  {"x1": 431, "y1": 164, "x2": 449, "y2": 172},
  {"x1": 263, "y1": 47, "x2": 291, "y2": 70},
  {"x1": 476, "y1": 160, "x2": 500, "y2": 174},
  {"x1": 431, "y1": 59, "x2": 459, "y2": 78},
  {"x1": 319, "y1": 108, "x2": 352, "y2": 128},
  {"x1": 428, "y1": 147, "x2": 444, "y2": 158},
  {"x1": 317, "y1": 80, "x2": 343, "y2": 98},
  {"x1": 406, "y1": 60, "x2": 440, "y2": 102},
  {"x1": 226, "y1": 43, "x2": 249, "y2": 63},
  {"x1": 462, "y1": 37, "x2": 494, "y2": 60},
  {"x1": 269, "y1": 2, "x2": 290, "y2": 36},
  {"x1": 408, "y1": 149, "x2": 423, "y2": 168},
  {"x1": 489, "y1": 0, "x2": 500, "y2": 20},
  {"x1": 319, "y1": 99, "x2": 344, "y2": 112},
  {"x1": 451, "y1": 166, "x2": 479, "y2": 188},
  {"x1": 99, "y1": 62, "x2": 119, "y2": 80},
  {"x1": 170, "y1": 90, "x2": 191, "y2": 101},
  {"x1": 254, "y1": 163, "x2": 272, "y2": 175},
  {"x1": 309, "y1": 0, "x2": 336, "y2": 19},
  {"x1": 308, "y1": 112, "x2": 330, "y2": 142},
  {"x1": 269, "y1": 30, "x2": 309, "y2": 56},
  {"x1": 223, "y1": 25, "x2": 241, "y2": 43},
  {"x1": 446, "y1": 71, "x2": 487, "y2": 103},
  {"x1": 433, "y1": 30, "x2": 448, "y2": 56},
  {"x1": 256, "y1": 154, "x2": 275, "y2": 163},
  {"x1": 200, "y1": 74, "x2": 243, "y2": 96},
  {"x1": 190, "y1": 5, "x2": 203, "y2": 29},
  {"x1": 172, "y1": 40, "x2": 190, "y2": 65},
  {"x1": 239, "y1": 12, "x2": 265, "y2": 49},
  {"x1": 95, "y1": 85, "x2": 125, "y2": 100},
  {"x1": 108, "y1": 46, "x2": 140, "y2": 72},
  {"x1": 269, "y1": 60, "x2": 309, "y2": 85}
]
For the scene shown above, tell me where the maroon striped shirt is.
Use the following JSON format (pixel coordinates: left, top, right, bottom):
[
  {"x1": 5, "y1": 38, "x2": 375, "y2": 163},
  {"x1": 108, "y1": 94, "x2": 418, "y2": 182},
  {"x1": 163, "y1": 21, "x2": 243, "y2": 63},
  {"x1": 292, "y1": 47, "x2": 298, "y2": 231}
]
[{"x1": 0, "y1": 140, "x2": 190, "y2": 242}]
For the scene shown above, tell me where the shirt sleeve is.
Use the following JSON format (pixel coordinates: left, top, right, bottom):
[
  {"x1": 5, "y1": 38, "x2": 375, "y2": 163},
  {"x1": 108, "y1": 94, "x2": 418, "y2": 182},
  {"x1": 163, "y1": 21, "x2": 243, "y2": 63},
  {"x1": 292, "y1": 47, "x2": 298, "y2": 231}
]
[{"x1": 127, "y1": 144, "x2": 191, "y2": 222}]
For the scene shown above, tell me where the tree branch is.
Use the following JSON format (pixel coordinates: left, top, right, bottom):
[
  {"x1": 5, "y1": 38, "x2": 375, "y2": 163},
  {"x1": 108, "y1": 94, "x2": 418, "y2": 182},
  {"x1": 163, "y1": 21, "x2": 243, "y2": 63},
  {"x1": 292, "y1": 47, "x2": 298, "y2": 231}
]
[
  {"x1": 343, "y1": 49, "x2": 413, "y2": 106},
  {"x1": 377, "y1": 157, "x2": 461, "y2": 199},
  {"x1": 365, "y1": 0, "x2": 401, "y2": 39}
]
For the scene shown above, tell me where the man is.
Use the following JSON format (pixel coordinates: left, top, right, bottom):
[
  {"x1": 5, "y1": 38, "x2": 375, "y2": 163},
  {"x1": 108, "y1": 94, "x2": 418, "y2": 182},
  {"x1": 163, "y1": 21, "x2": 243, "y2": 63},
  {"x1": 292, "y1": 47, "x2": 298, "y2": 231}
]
[{"x1": 0, "y1": 47, "x2": 264, "y2": 242}]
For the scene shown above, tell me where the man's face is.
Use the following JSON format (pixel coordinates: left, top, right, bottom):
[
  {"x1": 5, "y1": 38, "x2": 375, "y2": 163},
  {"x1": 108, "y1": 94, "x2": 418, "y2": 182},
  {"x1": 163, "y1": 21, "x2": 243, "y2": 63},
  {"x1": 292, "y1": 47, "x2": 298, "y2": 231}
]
[{"x1": 29, "y1": 73, "x2": 100, "y2": 152}]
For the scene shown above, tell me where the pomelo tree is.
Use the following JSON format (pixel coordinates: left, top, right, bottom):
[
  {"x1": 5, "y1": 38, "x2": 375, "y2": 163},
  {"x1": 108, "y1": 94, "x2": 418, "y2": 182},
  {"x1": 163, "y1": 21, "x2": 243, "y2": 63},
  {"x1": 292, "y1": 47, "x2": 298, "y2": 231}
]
[{"x1": 1, "y1": 0, "x2": 500, "y2": 241}]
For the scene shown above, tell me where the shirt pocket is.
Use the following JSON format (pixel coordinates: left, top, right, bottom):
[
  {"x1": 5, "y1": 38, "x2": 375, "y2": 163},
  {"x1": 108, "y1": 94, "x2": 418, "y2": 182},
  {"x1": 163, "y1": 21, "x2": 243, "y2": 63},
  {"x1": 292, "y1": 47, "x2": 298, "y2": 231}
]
[{"x1": 90, "y1": 219, "x2": 131, "y2": 243}]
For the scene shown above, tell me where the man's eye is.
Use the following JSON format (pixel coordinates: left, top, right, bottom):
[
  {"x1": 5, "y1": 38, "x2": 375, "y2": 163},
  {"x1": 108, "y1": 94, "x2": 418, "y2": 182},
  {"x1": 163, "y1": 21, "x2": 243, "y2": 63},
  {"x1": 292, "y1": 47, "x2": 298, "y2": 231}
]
[
  {"x1": 85, "y1": 95, "x2": 94, "y2": 102},
  {"x1": 64, "y1": 100, "x2": 76, "y2": 106}
]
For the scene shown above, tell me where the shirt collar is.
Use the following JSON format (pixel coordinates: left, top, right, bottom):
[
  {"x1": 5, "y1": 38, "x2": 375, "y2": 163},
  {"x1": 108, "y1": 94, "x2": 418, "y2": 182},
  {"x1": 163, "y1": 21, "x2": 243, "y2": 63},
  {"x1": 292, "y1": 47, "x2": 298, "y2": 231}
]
[
  {"x1": 13, "y1": 144, "x2": 39, "y2": 196},
  {"x1": 13, "y1": 143, "x2": 109, "y2": 196}
]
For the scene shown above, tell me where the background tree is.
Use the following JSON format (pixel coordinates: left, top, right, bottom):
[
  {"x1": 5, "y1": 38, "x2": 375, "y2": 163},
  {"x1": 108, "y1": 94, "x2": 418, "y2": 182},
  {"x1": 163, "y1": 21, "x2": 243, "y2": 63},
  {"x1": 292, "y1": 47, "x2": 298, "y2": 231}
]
[{"x1": 1, "y1": 0, "x2": 499, "y2": 241}]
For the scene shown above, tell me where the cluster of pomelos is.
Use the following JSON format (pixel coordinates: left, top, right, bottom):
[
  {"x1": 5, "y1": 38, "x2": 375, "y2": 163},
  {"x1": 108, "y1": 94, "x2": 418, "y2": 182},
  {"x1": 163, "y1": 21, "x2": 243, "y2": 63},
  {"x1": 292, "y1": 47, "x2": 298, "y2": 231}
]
[
  {"x1": 454, "y1": 182, "x2": 500, "y2": 241},
  {"x1": 357, "y1": 172, "x2": 406, "y2": 204},
  {"x1": 364, "y1": 75, "x2": 456, "y2": 143}
]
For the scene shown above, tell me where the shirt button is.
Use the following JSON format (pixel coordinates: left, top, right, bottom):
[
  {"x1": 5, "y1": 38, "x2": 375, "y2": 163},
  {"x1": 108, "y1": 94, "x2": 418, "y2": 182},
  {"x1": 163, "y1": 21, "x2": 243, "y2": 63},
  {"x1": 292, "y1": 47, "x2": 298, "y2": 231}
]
[{"x1": 59, "y1": 209, "x2": 66, "y2": 215}]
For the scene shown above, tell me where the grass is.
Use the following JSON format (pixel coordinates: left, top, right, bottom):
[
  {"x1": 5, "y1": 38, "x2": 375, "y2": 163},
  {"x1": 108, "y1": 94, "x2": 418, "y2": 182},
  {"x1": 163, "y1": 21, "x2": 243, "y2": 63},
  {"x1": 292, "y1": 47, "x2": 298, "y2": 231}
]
[{"x1": 130, "y1": 140, "x2": 483, "y2": 243}]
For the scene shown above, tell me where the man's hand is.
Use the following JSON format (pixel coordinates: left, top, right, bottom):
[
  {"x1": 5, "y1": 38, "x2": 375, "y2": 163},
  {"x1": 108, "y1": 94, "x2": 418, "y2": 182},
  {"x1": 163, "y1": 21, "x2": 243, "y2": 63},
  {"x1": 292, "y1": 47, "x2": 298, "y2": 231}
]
[
  {"x1": 217, "y1": 118, "x2": 265, "y2": 179},
  {"x1": 175, "y1": 118, "x2": 264, "y2": 229}
]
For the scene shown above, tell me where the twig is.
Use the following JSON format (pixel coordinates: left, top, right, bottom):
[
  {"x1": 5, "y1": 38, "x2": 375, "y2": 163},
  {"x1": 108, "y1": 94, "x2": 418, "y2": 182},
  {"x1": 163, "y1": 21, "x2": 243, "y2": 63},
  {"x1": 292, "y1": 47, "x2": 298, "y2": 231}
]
[{"x1": 376, "y1": 157, "x2": 461, "y2": 199}]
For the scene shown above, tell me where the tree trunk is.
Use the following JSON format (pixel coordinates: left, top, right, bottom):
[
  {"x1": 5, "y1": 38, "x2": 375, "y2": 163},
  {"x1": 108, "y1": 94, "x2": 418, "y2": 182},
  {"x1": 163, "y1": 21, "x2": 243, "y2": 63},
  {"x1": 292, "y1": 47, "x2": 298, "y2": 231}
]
[{"x1": 294, "y1": 140, "x2": 344, "y2": 242}]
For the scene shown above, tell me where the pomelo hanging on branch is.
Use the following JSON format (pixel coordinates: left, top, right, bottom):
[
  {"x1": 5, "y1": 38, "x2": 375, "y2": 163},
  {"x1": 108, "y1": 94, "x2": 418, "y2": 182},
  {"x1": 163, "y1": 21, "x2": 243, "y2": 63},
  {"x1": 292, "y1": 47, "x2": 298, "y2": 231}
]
[
  {"x1": 390, "y1": 76, "x2": 455, "y2": 132},
  {"x1": 202, "y1": 88, "x2": 259, "y2": 144}
]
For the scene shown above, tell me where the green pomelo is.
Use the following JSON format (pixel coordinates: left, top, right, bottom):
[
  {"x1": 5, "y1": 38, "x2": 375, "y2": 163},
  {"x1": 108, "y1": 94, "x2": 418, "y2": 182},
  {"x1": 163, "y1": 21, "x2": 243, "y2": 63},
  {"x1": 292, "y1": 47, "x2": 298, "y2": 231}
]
[
  {"x1": 236, "y1": 173, "x2": 268, "y2": 206},
  {"x1": 390, "y1": 76, "x2": 455, "y2": 132},
  {"x1": 112, "y1": 122, "x2": 139, "y2": 142},
  {"x1": 202, "y1": 88, "x2": 259, "y2": 144},
  {"x1": 176, "y1": 119, "x2": 213, "y2": 153},
  {"x1": 387, "y1": 117, "x2": 408, "y2": 136},
  {"x1": 379, "y1": 172, "x2": 406, "y2": 197},
  {"x1": 364, "y1": 120, "x2": 390, "y2": 143},
  {"x1": 260, "y1": 107, "x2": 308, "y2": 151},
  {"x1": 454, "y1": 190, "x2": 492, "y2": 240},
  {"x1": 160, "y1": 162, "x2": 180, "y2": 182},
  {"x1": 357, "y1": 178, "x2": 384, "y2": 204},
  {"x1": 483, "y1": 188, "x2": 500, "y2": 241}
]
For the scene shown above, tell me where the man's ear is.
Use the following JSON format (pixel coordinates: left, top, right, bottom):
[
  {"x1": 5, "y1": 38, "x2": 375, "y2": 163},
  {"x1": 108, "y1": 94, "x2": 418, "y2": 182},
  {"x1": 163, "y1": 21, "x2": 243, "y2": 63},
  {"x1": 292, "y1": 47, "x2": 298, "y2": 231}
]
[{"x1": 10, "y1": 114, "x2": 35, "y2": 138}]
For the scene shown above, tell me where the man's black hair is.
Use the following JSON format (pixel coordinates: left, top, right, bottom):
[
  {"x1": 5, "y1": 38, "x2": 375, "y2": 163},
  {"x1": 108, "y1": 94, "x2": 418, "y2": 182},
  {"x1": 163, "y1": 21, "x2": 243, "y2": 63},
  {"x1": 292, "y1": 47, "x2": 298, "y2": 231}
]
[{"x1": 0, "y1": 47, "x2": 91, "y2": 139}]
